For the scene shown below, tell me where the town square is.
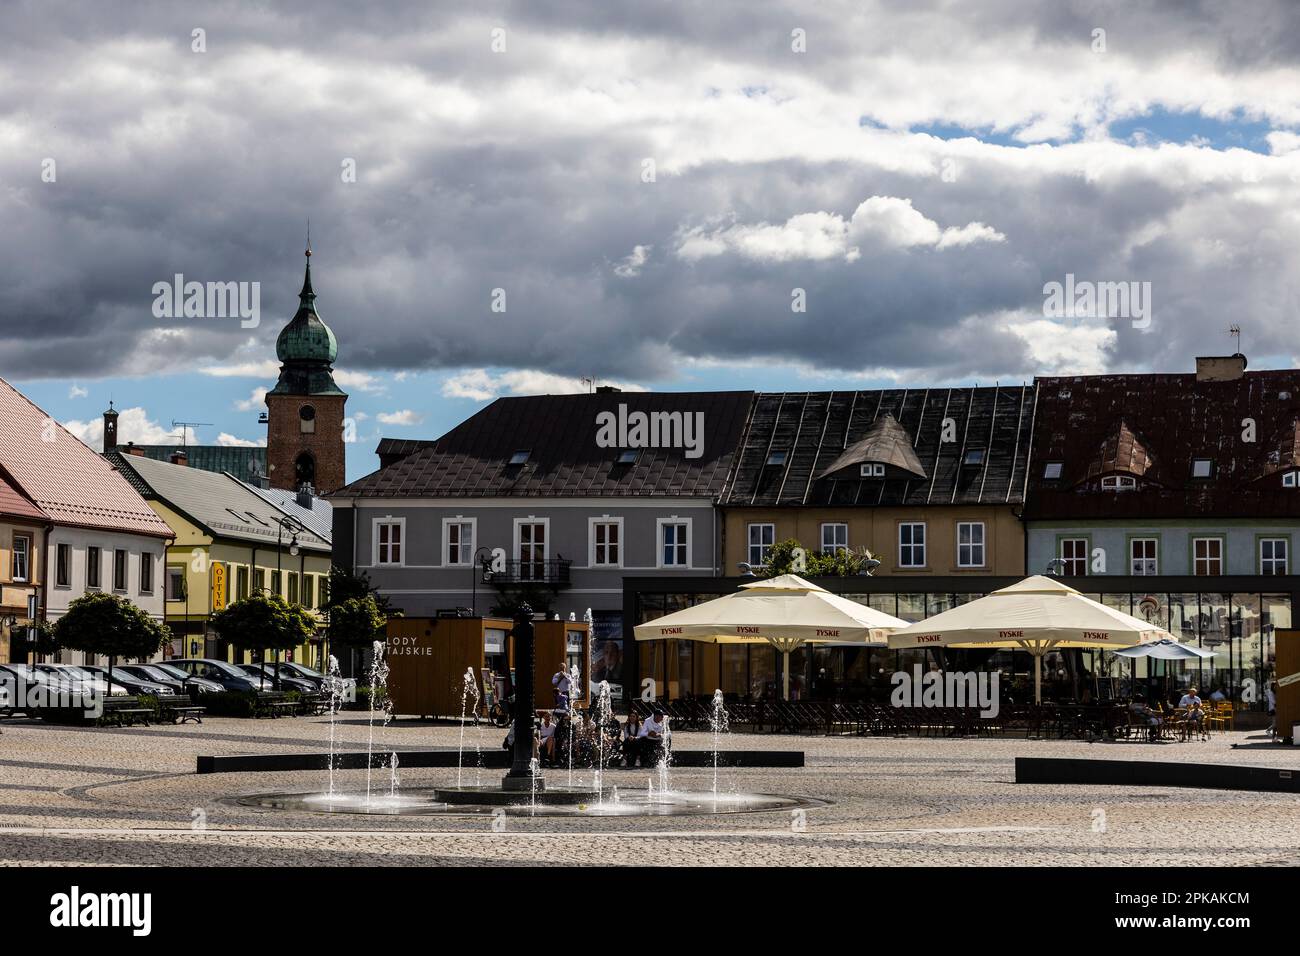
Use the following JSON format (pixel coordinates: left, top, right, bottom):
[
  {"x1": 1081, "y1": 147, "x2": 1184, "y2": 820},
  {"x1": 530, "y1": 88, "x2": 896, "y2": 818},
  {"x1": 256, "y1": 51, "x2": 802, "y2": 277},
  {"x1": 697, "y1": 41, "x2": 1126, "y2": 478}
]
[{"x1": 0, "y1": 0, "x2": 1297, "y2": 934}]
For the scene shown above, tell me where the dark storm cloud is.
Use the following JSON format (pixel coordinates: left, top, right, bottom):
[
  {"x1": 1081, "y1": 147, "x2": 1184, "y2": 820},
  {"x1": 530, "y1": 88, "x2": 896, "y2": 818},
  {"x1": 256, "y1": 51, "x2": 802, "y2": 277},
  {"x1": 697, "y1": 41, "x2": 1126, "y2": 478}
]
[{"x1": 1, "y1": 0, "x2": 1299, "y2": 387}]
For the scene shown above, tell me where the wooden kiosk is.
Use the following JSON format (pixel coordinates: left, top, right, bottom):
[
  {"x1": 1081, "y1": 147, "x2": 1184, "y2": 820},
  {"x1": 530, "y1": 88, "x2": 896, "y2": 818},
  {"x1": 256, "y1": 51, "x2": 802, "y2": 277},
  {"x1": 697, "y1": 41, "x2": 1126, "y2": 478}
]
[
  {"x1": 1276, "y1": 628, "x2": 1299, "y2": 744},
  {"x1": 385, "y1": 615, "x2": 590, "y2": 719}
]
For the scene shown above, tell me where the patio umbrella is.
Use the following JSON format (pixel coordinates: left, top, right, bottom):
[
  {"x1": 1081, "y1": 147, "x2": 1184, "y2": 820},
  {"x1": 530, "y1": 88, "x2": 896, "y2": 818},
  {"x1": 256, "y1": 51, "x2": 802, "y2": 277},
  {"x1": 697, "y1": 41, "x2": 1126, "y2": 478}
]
[
  {"x1": 886, "y1": 575, "x2": 1176, "y2": 703},
  {"x1": 633, "y1": 574, "x2": 907, "y2": 700},
  {"x1": 1113, "y1": 639, "x2": 1215, "y2": 661}
]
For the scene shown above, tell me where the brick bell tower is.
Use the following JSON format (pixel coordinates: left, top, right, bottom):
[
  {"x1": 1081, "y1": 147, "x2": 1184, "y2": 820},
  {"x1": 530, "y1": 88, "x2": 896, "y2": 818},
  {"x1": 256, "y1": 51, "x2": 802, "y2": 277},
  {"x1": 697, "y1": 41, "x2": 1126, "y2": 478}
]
[{"x1": 265, "y1": 245, "x2": 347, "y2": 493}]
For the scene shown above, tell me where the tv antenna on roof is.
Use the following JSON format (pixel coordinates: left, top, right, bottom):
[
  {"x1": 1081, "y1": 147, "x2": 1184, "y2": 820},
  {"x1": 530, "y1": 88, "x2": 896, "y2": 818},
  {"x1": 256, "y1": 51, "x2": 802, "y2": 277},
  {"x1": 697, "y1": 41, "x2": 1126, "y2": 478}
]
[
  {"x1": 169, "y1": 419, "x2": 212, "y2": 449},
  {"x1": 582, "y1": 376, "x2": 596, "y2": 393},
  {"x1": 1227, "y1": 324, "x2": 1242, "y2": 355}
]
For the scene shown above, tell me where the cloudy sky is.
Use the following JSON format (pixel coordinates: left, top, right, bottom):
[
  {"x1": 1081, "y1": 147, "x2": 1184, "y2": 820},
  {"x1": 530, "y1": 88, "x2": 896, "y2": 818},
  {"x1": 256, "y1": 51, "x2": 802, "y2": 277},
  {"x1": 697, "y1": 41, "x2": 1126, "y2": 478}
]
[{"x1": 3, "y1": 0, "x2": 1300, "y2": 480}]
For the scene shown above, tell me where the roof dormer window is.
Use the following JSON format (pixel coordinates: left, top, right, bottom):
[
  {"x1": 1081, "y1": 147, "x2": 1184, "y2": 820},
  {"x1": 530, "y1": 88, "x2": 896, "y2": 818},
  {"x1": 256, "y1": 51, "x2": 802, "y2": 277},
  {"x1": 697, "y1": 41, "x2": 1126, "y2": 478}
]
[
  {"x1": 1100, "y1": 474, "x2": 1136, "y2": 491},
  {"x1": 859, "y1": 463, "x2": 885, "y2": 478},
  {"x1": 508, "y1": 450, "x2": 530, "y2": 466},
  {"x1": 616, "y1": 449, "x2": 639, "y2": 465},
  {"x1": 1284, "y1": 471, "x2": 1298, "y2": 488},
  {"x1": 962, "y1": 449, "x2": 985, "y2": 467},
  {"x1": 1191, "y1": 458, "x2": 1213, "y2": 479},
  {"x1": 1043, "y1": 462, "x2": 1063, "y2": 480},
  {"x1": 766, "y1": 451, "x2": 787, "y2": 467}
]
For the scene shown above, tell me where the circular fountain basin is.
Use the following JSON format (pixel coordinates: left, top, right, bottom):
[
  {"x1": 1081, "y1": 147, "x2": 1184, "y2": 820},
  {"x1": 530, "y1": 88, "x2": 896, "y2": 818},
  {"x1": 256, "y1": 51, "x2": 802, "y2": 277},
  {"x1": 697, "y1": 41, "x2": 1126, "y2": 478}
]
[
  {"x1": 237, "y1": 787, "x2": 825, "y2": 818},
  {"x1": 433, "y1": 785, "x2": 600, "y2": 806}
]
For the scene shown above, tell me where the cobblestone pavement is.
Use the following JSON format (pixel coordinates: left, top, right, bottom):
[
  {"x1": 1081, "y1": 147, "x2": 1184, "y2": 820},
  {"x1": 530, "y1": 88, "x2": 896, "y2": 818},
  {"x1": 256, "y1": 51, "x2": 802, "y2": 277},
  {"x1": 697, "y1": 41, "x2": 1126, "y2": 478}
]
[{"x1": 1, "y1": 715, "x2": 1296, "y2": 866}]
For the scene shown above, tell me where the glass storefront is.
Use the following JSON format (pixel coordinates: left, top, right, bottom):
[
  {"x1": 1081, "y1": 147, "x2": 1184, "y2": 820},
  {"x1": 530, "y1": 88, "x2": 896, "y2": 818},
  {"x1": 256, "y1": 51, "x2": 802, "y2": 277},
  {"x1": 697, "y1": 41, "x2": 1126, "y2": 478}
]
[{"x1": 629, "y1": 586, "x2": 1292, "y2": 709}]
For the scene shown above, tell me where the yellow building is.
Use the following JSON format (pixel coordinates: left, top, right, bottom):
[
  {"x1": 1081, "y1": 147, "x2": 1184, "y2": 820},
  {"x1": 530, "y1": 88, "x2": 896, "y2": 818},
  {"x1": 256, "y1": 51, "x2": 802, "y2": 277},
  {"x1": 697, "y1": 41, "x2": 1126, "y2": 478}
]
[
  {"x1": 720, "y1": 388, "x2": 1035, "y2": 579},
  {"x1": 107, "y1": 451, "x2": 332, "y2": 666}
]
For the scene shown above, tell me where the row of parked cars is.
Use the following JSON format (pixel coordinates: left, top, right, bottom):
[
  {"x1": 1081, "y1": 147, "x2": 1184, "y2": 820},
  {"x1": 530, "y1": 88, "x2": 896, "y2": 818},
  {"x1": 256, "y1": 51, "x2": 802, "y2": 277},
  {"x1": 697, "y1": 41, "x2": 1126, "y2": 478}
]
[{"x1": 0, "y1": 658, "x2": 356, "y2": 714}]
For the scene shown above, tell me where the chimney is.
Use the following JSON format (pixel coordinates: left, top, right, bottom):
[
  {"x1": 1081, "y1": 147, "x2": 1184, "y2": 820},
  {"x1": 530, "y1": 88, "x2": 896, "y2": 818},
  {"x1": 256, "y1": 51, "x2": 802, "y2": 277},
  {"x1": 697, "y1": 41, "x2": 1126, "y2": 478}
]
[
  {"x1": 124, "y1": 441, "x2": 145, "y2": 457},
  {"x1": 595, "y1": 385, "x2": 621, "y2": 394},
  {"x1": 169, "y1": 449, "x2": 188, "y2": 466},
  {"x1": 1196, "y1": 354, "x2": 1247, "y2": 382},
  {"x1": 102, "y1": 402, "x2": 119, "y2": 453},
  {"x1": 296, "y1": 483, "x2": 315, "y2": 509}
]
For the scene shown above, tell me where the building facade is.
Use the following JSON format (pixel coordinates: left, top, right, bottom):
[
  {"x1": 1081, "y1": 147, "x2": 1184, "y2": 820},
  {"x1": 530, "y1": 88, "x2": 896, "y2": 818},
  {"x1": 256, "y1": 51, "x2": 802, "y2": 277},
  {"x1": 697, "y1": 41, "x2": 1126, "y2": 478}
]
[
  {"x1": 330, "y1": 390, "x2": 754, "y2": 700},
  {"x1": 0, "y1": 474, "x2": 48, "y2": 663},
  {"x1": 1022, "y1": 356, "x2": 1298, "y2": 703},
  {"x1": 721, "y1": 386, "x2": 1036, "y2": 576},
  {"x1": 0, "y1": 378, "x2": 171, "y2": 666},
  {"x1": 109, "y1": 451, "x2": 332, "y2": 665}
]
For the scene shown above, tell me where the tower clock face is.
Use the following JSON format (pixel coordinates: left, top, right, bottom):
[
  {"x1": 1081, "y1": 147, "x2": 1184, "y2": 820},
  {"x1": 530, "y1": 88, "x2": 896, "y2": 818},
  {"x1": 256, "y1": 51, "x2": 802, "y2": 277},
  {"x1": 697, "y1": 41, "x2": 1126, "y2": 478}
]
[{"x1": 299, "y1": 404, "x2": 316, "y2": 421}]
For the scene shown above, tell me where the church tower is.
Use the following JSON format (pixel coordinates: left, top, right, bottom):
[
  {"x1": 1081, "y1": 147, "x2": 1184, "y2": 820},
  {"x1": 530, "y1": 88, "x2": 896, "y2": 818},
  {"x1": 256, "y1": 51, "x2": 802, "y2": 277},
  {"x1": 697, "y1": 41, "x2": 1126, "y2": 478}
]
[{"x1": 265, "y1": 247, "x2": 347, "y2": 493}]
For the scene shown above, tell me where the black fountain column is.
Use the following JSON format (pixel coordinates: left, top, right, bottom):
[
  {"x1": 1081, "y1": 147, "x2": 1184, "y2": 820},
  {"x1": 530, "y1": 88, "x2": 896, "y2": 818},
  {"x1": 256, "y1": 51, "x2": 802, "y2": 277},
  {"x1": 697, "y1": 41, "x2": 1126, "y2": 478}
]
[{"x1": 503, "y1": 603, "x2": 543, "y2": 792}]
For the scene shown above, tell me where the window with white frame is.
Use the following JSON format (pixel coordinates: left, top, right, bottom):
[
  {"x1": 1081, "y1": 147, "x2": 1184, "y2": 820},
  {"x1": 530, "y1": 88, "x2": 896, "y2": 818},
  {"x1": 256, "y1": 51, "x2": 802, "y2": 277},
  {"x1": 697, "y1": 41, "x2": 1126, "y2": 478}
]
[
  {"x1": 1193, "y1": 537, "x2": 1223, "y2": 576},
  {"x1": 748, "y1": 523, "x2": 775, "y2": 566},
  {"x1": 516, "y1": 519, "x2": 548, "y2": 580},
  {"x1": 590, "y1": 518, "x2": 622, "y2": 567},
  {"x1": 660, "y1": 519, "x2": 690, "y2": 568},
  {"x1": 821, "y1": 523, "x2": 848, "y2": 555},
  {"x1": 443, "y1": 518, "x2": 475, "y2": 566},
  {"x1": 11, "y1": 535, "x2": 30, "y2": 582},
  {"x1": 1100, "y1": 474, "x2": 1136, "y2": 490},
  {"x1": 1060, "y1": 538, "x2": 1088, "y2": 576},
  {"x1": 1130, "y1": 538, "x2": 1158, "y2": 575},
  {"x1": 956, "y1": 522, "x2": 985, "y2": 568},
  {"x1": 898, "y1": 522, "x2": 926, "y2": 568},
  {"x1": 1283, "y1": 471, "x2": 1298, "y2": 488},
  {"x1": 375, "y1": 519, "x2": 404, "y2": 565},
  {"x1": 1260, "y1": 538, "x2": 1289, "y2": 575}
]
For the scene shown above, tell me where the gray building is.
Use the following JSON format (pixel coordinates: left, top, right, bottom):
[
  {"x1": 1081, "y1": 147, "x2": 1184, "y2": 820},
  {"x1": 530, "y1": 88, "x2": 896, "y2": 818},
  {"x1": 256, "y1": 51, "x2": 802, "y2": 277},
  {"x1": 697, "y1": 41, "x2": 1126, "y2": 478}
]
[{"x1": 329, "y1": 390, "x2": 753, "y2": 700}]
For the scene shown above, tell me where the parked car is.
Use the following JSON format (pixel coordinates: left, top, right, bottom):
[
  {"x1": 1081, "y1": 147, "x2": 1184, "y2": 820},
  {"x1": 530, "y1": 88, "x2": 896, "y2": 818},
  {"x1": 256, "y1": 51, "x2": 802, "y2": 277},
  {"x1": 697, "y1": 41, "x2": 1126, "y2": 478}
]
[
  {"x1": 115, "y1": 664, "x2": 222, "y2": 697},
  {"x1": 34, "y1": 664, "x2": 131, "y2": 697},
  {"x1": 163, "y1": 659, "x2": 268, "y2": 693},
  {"x1": 81, "y1": 666, "x2": 174, "y2": 698},
  {"x1": 237, "y1": 663, "x2": 317, "y2": 694},
  {"x1": 268, "y1": 661, "x2": 357, "y2": 699}
]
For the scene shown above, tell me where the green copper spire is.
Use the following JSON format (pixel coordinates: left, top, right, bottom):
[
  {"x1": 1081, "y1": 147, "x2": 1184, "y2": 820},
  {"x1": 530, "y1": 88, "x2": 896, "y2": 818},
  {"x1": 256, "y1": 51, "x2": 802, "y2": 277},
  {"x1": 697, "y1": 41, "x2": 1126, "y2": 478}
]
[{"x1": 270, "y1": 245, "x2": 345, "y2": 397}]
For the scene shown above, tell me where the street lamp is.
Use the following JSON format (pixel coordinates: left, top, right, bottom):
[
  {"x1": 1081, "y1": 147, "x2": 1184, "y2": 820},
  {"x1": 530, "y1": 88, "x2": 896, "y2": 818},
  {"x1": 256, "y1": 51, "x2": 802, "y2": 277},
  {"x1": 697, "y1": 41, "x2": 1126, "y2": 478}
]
[
  {"x1": 472, "y1": 546, "x2": 495, "y2": 617},
  {"x1": 1044, "y1": 558, "x2": 1068, "y2": 576}
]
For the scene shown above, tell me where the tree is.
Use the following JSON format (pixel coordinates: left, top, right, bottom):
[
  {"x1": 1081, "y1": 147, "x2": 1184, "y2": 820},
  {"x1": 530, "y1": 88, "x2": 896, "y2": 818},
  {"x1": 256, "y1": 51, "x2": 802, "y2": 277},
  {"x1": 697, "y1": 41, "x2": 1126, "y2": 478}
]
[
  {"x1": 322, "y1": 566, "x2": 398, "y2": 675},
  {"x1": 53, "y1": 592, "x2": 171, "y2": 685},
  {"x1": 757, "y1": 538, "x2": 879, "y2": 577},
  {"x1": 210, "y1": 592, "x2": 317, "y2": 663},
  {"x1": 322, "y1": 566, "x2": 395, "y2": 618}
]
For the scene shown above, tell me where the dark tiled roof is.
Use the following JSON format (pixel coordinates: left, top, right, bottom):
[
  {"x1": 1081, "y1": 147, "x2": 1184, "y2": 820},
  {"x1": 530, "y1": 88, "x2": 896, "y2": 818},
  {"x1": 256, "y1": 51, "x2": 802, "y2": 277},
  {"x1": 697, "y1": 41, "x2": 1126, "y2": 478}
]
[
  {"x1": 125, "y1": 444, "x2": 267, "y2": 483},
  {"x1": 375, "y1": 438, "x2": 437, "y2": 469},
  {"x1": 0, "y1": 378, "x2": 173, "y2": 538},
  {"x1": 243, "y1": 483, "x2": 333, "y2": 543},
  {"x1": 333, "y1": 391, "x2": 755, "y2": 499},
  {"x1": 1024, "y1": 369, "x2": 1300, "y2": 519},
  {"x1": 724, "y1": 386, "x2": 1037, "y2": 507}
]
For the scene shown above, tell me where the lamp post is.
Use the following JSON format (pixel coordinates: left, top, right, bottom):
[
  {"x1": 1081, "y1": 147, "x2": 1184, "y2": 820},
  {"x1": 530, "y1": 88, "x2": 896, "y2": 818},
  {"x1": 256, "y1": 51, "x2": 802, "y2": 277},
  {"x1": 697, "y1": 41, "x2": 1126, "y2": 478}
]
[
  {"x1": 1044, "y1": 558, "x2": 1067, "y2": 577},
  {"x1": 503, "y1": 603, "x2": 541, "y2": 791},
  {"x1": 275, "y1": 515, "x2": 308, "y2": 669},
  {"x1": 472, "y1": 546, "x2": 495, "y2": 617}
]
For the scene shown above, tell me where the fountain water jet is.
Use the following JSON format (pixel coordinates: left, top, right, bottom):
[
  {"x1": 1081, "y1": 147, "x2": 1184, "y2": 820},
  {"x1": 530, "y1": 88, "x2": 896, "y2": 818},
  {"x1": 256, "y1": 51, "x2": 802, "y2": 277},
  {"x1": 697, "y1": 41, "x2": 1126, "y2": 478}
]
[
  {"x1": 365, "y1": 639, "x2": 390, "y2": 805},
  {"x1": 710, "y1": 689, "x2": 729, "y2": 796},
  {"x1": 457, "y1": 667, "x2": 480, "y2": 789}
]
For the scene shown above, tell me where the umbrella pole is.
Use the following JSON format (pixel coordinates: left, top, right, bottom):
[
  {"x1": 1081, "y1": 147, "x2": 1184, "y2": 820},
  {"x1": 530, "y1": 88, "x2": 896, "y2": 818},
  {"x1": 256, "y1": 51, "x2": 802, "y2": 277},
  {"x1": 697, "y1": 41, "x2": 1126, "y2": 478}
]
[
  {"x1": 1034, "y1": 653, "x2": 1042, "y2": 705},
  {"x1": 782, "y1": 650, "x2": 790, "y2": 701}
]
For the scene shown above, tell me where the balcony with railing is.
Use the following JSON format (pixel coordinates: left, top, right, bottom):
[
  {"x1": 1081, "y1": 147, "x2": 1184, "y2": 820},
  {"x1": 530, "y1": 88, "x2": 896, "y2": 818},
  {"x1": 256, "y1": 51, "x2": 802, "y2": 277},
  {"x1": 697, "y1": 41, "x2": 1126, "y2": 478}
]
[{"x1": 486, "y1": 557, "x2": 573, "y2": 587}]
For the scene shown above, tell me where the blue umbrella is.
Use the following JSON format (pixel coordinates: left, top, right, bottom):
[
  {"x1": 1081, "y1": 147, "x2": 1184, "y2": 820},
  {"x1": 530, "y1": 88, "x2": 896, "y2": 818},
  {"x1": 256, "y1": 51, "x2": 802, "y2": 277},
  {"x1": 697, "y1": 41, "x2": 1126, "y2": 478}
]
[{"x1": 1113, "y1": 639, "x2": 1215, "y2": 660}]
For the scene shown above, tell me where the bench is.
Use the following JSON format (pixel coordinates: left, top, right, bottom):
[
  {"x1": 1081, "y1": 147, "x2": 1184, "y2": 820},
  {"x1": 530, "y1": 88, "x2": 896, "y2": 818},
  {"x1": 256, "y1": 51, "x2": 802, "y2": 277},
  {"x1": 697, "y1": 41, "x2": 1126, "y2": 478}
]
[
  {"x1": 162, "y1": 703, "x2": 205, "y2": 724},
  {"x1": 297, "y1": 693, "x2": 330, "y2": 716},
  {"x1": 263, "y1": 700, "x2": 298, "y2": 718},
  {"x1": 102, "y1": 705, "x2": 152, "y2": 727}
]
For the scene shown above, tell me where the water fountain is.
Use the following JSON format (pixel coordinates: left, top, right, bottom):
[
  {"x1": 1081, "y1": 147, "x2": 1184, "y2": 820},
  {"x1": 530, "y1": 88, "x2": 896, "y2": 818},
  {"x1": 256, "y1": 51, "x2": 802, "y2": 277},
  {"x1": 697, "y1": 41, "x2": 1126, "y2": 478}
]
[
  {"x1": 456, "y1": 667, "x2": 480, "y2": 789},
  {"x1": 324, "y1": 655, "x2": 343, "y2": 798},
  {"x1": 364, "y1": 639, "x2": 389, "y2": 804},
  {"x1": 592, "y1": 681, "x2": 612, "y2": 802},
  {"x1": 710, "y1": 688, "x2": 729, "y2": 796},
  {"x1": 242, "y1": 607, "x2": 823, "y2": 818}
]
